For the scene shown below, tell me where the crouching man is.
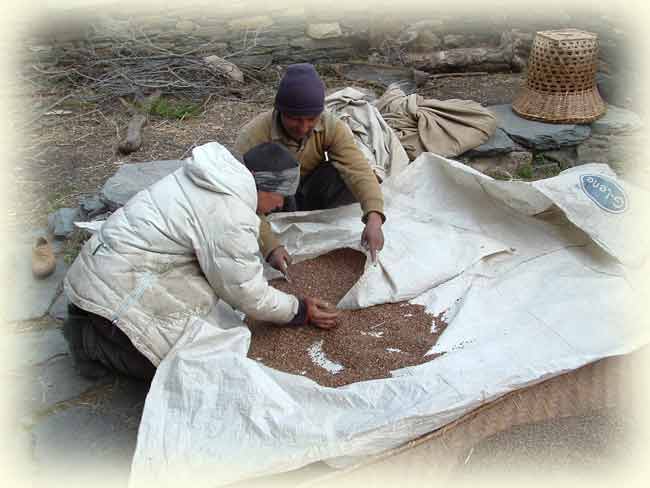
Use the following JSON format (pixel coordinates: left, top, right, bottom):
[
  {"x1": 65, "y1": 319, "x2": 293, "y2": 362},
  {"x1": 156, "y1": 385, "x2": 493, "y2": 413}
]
[{"x1": 62, "y1": 141, "x2": 338, "y2": 381}]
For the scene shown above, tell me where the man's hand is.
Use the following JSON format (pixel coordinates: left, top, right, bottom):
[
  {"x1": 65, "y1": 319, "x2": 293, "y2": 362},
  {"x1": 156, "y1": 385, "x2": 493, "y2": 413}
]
[
  {"x1": 361, "y1": 212, "x2": 384, "y2": 263},
  {"x1": 304, "y1": 297, "x2": 339, "y2": 329},
  {"x1": 267, "y1": 246, "x2": 292, "y2": 273}
]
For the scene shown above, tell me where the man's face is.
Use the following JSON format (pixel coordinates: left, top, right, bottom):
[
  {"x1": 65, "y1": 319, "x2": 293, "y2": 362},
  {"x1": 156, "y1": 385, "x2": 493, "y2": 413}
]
[
  {"x1": 257, "y1": 191, "x2": 285, "y2": 215},
  {"x1": 280, "y1": 113, "x2": 320, "y2": 141}
]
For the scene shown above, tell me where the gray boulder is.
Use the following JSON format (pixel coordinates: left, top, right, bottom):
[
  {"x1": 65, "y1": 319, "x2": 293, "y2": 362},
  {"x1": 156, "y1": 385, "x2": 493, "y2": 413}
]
[
  {"x1": 464, "y1": 128, "x2": 519, "y2": 157},
  {"x1": 48, "y1": 207, "x2": 80, "y2": 239},
  {"x1": 101, "y1": 160, "x2": 183, "y2": 210},
  {"x1": 488, "y1": 104, "x2": 591, "y2": 150}
]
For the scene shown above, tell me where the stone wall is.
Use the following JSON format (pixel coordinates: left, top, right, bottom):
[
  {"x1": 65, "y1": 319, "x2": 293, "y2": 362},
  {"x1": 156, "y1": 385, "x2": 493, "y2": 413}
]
[{"x1": 23, "y1": 2, "x2": 637, "y2": 74}]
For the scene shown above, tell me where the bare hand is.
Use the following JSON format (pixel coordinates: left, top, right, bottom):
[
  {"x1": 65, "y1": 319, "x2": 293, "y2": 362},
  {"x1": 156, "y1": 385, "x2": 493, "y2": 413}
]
[
  {"x1": 267, "y1": 246, "x2": 292, "y2": 273},
  {"x1": 304, "y1": 297, "x2": 339, "y2": 329},
  {"x1": 361, "y1": 212, "x2": 384, "y2": 263}
]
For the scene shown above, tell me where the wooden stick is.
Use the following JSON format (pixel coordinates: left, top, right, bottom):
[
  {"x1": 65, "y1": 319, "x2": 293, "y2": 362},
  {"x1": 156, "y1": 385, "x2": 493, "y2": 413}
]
[
  {"x1": 429, "y1": 71, "x2": 489, "y2": 79},
  {"x1": 118, "y1": 90, "x2": 161, "y2": 155}
]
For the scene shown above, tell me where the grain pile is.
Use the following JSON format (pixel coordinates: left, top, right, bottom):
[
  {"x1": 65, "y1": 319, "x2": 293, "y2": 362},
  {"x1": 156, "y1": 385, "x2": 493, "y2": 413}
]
[{"x1": 247, "y1": 248, "x2": 447, "y2": 388}]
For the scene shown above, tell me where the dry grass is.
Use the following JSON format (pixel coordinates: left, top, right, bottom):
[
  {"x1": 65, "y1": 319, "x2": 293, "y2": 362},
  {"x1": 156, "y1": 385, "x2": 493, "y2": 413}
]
[{"x1": 10, "y1": 67, "x2": 525, "y2": 234}]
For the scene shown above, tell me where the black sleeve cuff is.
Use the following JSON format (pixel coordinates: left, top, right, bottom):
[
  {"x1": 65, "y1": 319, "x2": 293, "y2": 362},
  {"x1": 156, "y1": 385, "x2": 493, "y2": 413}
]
[{"x1": 287, "y1": 298, "x2": 308, "y2": 326}]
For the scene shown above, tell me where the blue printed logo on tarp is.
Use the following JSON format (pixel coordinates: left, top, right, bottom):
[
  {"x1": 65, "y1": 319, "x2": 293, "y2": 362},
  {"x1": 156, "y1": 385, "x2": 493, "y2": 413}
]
[{"x1": 579, "y1": 174, "x2": 627, "y2": 214}]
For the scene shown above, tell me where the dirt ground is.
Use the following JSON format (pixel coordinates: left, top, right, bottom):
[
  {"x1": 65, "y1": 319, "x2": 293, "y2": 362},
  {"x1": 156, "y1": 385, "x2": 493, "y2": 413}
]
[{"x1": 10, "y1": 66, "x2": 524, "y2": 234}]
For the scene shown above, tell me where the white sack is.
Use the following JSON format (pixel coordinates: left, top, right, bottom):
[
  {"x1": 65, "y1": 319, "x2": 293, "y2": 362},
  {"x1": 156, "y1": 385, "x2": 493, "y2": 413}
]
[{"x1": 130, "y1": 153, "x2": 650, "y2": 487}]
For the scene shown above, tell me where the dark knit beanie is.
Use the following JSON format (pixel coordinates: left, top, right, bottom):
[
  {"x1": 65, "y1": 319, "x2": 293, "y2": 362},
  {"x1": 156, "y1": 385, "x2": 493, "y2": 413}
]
[
  {"x1": 274, "y1": 63, "x2": 325, "y2": 116},
  {"x1": 243, "y1": 142, "x2": 301, "y2": 196}
]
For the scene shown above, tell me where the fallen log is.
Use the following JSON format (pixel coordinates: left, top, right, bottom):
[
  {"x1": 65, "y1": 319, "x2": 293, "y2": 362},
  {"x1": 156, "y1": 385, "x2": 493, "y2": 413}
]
[{"x1": 118, "y1": 89, "x2": 162, "y2": 155}]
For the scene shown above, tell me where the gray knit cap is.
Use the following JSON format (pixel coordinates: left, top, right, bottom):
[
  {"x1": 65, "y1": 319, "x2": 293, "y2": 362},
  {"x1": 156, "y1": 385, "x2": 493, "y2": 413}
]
[{"x1": 243, "y1": 142, "x2": 301, "y2": 196}]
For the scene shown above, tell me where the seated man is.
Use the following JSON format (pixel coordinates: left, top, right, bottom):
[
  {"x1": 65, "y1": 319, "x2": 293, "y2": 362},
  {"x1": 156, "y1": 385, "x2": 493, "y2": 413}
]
[
  {"x1": 62, "y1": 142, "x2": 338, "y2": 381},
  {"x1": 235, "y1": 63, "x2": 386, "y2": 273}
]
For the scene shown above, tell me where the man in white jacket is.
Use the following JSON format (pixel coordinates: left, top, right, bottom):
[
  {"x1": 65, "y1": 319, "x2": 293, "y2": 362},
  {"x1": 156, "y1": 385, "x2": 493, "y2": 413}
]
[{"x1": 63, "y1": 141, "x2": 338, "y2": 380}]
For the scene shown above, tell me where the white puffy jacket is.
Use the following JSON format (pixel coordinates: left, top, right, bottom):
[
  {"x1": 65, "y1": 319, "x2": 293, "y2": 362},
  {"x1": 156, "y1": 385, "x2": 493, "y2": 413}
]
[{"x1": 64, "y1": 142, "x2": 299, "y2": 366}]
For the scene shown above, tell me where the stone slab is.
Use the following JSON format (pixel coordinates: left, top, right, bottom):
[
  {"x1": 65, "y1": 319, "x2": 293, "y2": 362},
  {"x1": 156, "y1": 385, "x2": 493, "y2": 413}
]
[
  {"x1": 464, "y1": 128, "x2": 519, "y2": 156},
  {"x1": 7, "y1": 355, "x2": 111, "y2": 415},
  {"x1": 0, "y1": 327, "x2": 69, "y2": 372},
  {"x1": 591, "y1": 105, "x2": 643, "y2": 135},
  {"x1": 30, "y1": 404, "x2": 137, "y2": 484},
  {"x1": 488, "y1": 104, "x2": 591, "y2": 150},
  {"x1": 47, "y1": 207, "x2": 80, "y2": 239},
  {"x1": 100, "y1": 160, "x2": 183, "y2": 210},
  {"x1": 48, "y1": 292, "x2": 69, "y2": 322},
  {"x1": 1, "y1": 243, "x2": 69, "y2": 323}
]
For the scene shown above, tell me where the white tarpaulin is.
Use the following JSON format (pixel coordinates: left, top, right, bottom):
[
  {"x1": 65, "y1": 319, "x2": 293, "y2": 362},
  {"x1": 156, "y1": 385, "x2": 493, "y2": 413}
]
[{"x1": 129, "y1": 153, "x2": 650, "y2": 487}]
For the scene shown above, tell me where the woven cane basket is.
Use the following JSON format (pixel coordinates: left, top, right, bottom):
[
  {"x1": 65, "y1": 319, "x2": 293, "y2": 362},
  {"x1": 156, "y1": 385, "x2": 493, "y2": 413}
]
[
  {"x1": 512, "y1": 29, "x2": 606, "y2": 124},
  {"x1": 299, "y1": 350, "x2": 643, "y2": 488}
]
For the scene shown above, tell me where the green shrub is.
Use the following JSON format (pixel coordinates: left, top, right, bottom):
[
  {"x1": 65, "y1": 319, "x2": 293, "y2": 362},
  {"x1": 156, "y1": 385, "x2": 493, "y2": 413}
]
[{"x1": 150, "y1": 98, "x2": 201, "y2": 120}]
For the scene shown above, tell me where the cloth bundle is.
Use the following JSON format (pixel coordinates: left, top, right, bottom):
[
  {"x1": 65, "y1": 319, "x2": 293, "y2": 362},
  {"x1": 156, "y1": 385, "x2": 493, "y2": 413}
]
[{"x1": 374, "y1": 84, "x2": 498, "y2": 160}]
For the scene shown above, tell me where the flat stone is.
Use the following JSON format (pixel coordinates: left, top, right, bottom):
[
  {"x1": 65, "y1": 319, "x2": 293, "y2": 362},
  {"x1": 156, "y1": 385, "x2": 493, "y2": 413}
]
[
  {"x1": 0, "y1": 327, "x2": 68, "y2": 372},
  {"x1": 289, "y1": 36, "x2": 350, "y2": 50},
  {"x1": 306, "y1": 23, "x2": 342, "y2": 40},
  {"x1": 7, "y1": 355, "x2": 111, "y2": 414},
  {"x1": 30, "y1": 404, "x2": 137, "y2": 482},
  {"x1": 467, "y1": 150, "x2": 532, "y2": 176},
  {"x1": 79, "y1": 194, "x2": 108, "y2": 219},
  {"x1": 590, "y1": 105, "x2": 643, "y2": 135},
  {"x1": 48, "y1": 292, "x2": 69, "y2": 322},
  {"x1": 100, "y1": 160, "x2": 183, "y2": 210},
  {"x1": 175, "y1": 20, "x2": 197, "y2": 33},
  {"x1": 464, "y1": 128, "x2": 519, "y2": 156},
  {"x1": 227, "y1": 15, "x2": 274, "y2": 31},
  {"x1": 1, "y1": 243, "x2": 69, "y2": 323},
  {"x1": 488, "y1": 104, "x2": 591, "y2": 150},
  {"x1": 336, "y1": 63, "x2": 415, "y2": 88},
  {"x1": 538, "y1": 147, "x2": 579, "y2": 169},
  {"x1": 47, "y1": 207, "x2": 81, "y2": 239},
  {"x1": 231, "y1": 54, "x2": 274, "y2": 68},
  {"x1": 204, "y1": 55, "x2": 244, "y2": 83}
]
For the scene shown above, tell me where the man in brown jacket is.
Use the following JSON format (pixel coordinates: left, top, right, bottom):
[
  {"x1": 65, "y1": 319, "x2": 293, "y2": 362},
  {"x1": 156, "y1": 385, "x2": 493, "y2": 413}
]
[{"x1": 235, "y1": 63, "x2": 385, "y2": 274}]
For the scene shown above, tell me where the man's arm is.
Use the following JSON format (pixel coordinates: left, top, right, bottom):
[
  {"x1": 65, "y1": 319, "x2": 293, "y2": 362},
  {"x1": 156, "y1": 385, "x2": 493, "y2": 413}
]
[
  {"x1": 234, "y1": 112, "x2": 286, "y2": 259},
  {"x1": 328, "y1": 119, "x2": 385, "y2": 222},
  {"x1": 194, "y1": 211, "x2": 298, "y2": 324}
]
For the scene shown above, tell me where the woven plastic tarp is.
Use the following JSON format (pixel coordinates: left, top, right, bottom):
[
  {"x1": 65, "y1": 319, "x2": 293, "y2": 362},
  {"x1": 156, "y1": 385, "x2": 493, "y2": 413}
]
[{"x1": 129, "y1": 153, "x2": 650, "y2": 487}]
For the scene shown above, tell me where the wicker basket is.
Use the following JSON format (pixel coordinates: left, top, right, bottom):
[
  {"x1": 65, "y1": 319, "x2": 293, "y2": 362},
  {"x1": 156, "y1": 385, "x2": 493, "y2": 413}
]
[{"x1": 512, "y1": 29, "x2": 606, "y2": 124}]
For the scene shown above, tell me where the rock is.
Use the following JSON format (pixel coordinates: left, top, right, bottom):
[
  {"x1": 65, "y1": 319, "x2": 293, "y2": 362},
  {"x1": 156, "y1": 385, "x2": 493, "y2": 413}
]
[
  {"x1": 203, "y1": 55, "x2": 245, "y2": 83},
  {"x1": 231, "y1": 53, "x2": 273, "y2": 69},
  {"x1": 464, "y1": 129, "x2": 519, "y2": 157},
  {"x1": 532, "y1": 162, "x2": 561, "y2": 178},
  {"x1": 228, "y1": 16, "x2": 274, "y2": 31},
  {"x1": 1, "y1": 241, "x2": 69, "y2": 323},
  {"x1": 100, "y1": 160, "x2": 183, "y2": 211},
  {"x1": 30, "y1": 404, "x2": 137, "y2": 483},
  {"x1": 577, "y1": 134, "x2": 610, "y2": 164},
  {"x1": 306, "y1": 23, "x2": 342, "y2": 40},
  {"x1": 336, "y1": 63, "x2": 415, "y2": 88},
  {"x1": 7, "y1": 355, "x2": 112, "y2": 414},
  {"x1": 596, "y1": 70, "x2": 641, "y2": 109},
  {"x1": 397, "y1": 22, "x2": 442, "y2": 50},
  {"x1": 538, "y1": 147, "x2": 579, "y2": 169},
  {"x1": 0, "y1": 327, "x2": 69, "y2": 372},
  {"x1": 443, "y1": 34, "x2": 467, "y2": 49},
  {"x1": 488, "y1": 104, "x2": 591, "y2": 150},
  {"x1": 47, "y1": 207, "x2": 80, "y2": 239},
  {"x1": 79, "y1": 194, "x2": 108, "y2": 220},
  {"x1": 577, "y1": 133, "x2": 646, "y2": 186},
  {"x1": 467, "y1": 150, "x2": 533, "y2": 175},
  {"x1": 175, "y1": 20, "x2": 197, "y2": 33},
  {"x1": 289, "y1": 36, "x2": 350, "y2": 50},
  {"x1": 590, "y1": 105, "x2": 643, "y2": 135},
  {"x1": 48, "y1": 292, "x2": 69, "y2": 322}
]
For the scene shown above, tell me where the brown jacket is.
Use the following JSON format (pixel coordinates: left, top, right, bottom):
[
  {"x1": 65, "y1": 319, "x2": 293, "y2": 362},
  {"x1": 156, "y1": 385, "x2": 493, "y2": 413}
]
[{"x1": 235, "y1": 110, "x2": 385, "y2": 257}]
